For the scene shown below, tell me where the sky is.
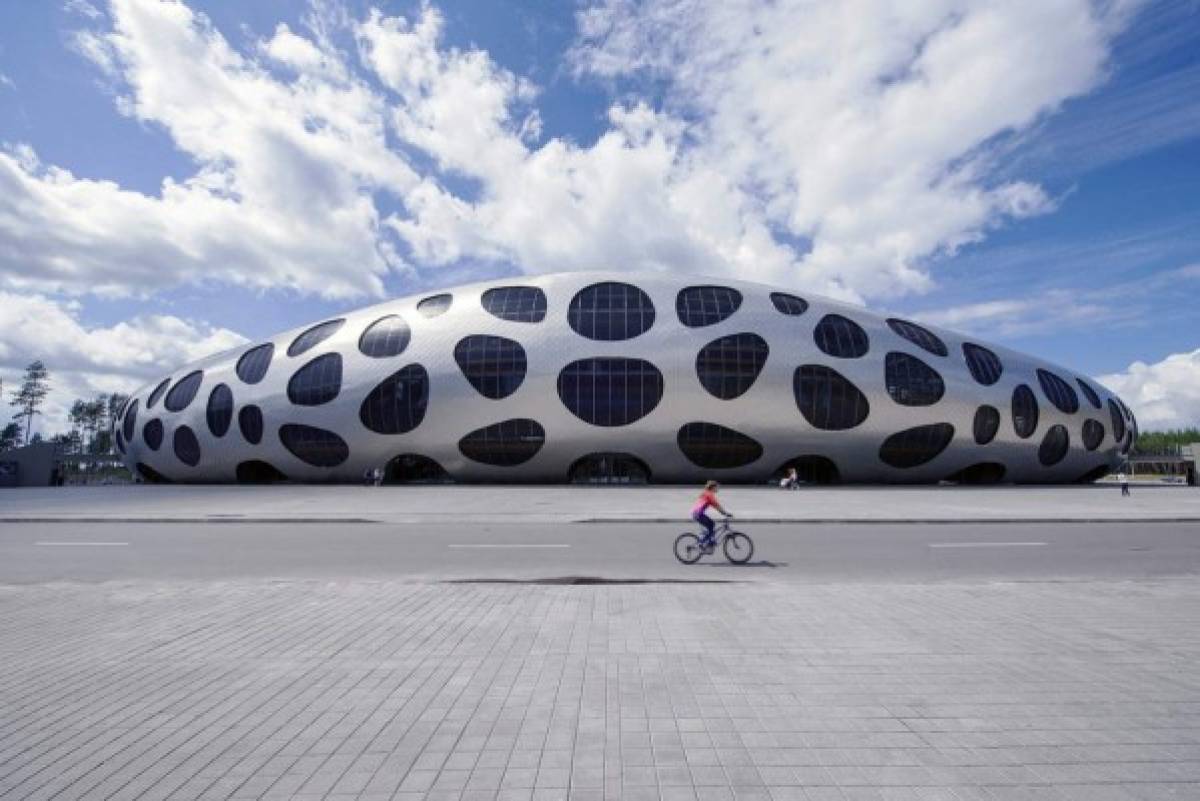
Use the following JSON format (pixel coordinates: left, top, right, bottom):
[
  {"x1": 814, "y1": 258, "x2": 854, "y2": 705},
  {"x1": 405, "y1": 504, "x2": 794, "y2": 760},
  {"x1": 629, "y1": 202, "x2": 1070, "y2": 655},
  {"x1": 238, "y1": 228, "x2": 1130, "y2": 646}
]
[{"x1": 0, "y1": 0, "x2": 1198, "y2": 436}]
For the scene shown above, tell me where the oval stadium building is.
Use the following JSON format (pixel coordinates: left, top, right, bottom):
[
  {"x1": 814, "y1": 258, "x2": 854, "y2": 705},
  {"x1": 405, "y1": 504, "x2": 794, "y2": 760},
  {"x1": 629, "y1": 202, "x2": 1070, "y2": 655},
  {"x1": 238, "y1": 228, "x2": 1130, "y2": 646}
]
[{"x1": 113, "y1": 273, "x2": 1138, "y2": 485}]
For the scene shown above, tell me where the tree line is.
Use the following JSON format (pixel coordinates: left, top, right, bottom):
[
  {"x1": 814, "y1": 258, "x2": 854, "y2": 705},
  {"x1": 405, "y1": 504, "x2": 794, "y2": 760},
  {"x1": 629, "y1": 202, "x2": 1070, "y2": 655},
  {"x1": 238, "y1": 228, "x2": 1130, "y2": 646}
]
[{"x1": 0, "y1": 361, "x2": 128, "y2": 456}]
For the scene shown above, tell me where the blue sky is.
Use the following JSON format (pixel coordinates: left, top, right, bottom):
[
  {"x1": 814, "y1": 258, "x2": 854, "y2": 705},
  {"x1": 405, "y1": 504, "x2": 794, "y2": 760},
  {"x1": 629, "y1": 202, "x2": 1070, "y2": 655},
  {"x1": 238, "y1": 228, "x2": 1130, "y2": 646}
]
[{"x1": 0, "y1": 0, "x2": 1198, "y2": 432}]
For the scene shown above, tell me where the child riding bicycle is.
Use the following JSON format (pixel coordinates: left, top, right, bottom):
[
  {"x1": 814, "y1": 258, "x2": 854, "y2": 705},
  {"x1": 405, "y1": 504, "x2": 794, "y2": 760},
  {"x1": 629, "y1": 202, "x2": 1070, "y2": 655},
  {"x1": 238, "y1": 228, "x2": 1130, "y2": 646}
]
[{"x1": 692, "y1": 480, "x2": 731, "y2": 547}]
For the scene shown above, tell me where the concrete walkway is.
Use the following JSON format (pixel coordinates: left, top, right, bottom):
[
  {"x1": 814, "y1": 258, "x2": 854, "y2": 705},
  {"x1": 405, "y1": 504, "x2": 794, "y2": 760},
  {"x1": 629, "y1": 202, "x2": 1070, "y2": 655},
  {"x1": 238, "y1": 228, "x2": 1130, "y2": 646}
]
[{"x1": 2, "y1": 484, "x2": 1198, "y2": 524}]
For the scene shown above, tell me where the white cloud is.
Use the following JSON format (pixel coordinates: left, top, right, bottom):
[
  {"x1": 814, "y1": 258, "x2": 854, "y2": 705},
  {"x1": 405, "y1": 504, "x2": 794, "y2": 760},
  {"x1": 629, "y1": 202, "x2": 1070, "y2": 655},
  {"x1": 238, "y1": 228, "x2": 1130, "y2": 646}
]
[
  {"x1": 1101, "y1": 349, "x2": 1200, "y2": 431},
  {"x1": 0, "y1": 0, "x2": 1139, "y2": 305}
]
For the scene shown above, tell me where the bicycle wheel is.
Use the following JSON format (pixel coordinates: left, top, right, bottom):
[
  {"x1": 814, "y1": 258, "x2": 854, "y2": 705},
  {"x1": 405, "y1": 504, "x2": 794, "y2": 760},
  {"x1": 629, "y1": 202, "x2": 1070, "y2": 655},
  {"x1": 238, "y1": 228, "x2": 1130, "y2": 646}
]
[
  {"x1": 674, "y1": 533, "x2": 703, "y2": 564},
  {"x1": 723, "y1": 531, "x2": 754, "y2": 564}
]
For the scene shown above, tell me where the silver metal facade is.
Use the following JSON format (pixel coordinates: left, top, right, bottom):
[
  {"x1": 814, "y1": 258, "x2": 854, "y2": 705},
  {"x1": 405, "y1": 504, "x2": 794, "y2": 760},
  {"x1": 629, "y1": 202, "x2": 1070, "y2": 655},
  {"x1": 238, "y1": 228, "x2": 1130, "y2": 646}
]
[{"x1": 115, "y1": 272, "x2": 1136, "y2": 484}]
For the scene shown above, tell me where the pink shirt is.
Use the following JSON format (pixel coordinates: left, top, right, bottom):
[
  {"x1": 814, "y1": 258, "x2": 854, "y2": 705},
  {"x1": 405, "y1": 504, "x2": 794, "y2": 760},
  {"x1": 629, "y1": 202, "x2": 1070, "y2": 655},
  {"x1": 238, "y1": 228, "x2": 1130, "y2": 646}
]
[{"x1": 692, "y1": 489, "x2": 718, "y2": 516}]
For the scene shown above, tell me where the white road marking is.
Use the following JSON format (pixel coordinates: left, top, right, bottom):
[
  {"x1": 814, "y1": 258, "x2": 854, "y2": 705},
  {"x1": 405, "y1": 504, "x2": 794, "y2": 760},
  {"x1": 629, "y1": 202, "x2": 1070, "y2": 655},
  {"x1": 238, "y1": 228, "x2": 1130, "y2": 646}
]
[
  {"x1": 928, "y1": 542, "x2": 1046, "y2": 548},
  {"x1": 35, "y1": 541, "x2": 130, "y2": 547},
  {"x1": 448, "y1": 544, "x2": 570, "y2": 549}
]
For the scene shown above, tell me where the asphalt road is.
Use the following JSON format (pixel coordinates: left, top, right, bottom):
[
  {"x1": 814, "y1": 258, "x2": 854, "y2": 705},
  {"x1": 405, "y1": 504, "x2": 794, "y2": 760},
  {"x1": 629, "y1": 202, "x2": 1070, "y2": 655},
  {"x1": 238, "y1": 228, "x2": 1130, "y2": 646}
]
[{"x1": 1, "y1": 520, "x2": 1198, "y2": 584}]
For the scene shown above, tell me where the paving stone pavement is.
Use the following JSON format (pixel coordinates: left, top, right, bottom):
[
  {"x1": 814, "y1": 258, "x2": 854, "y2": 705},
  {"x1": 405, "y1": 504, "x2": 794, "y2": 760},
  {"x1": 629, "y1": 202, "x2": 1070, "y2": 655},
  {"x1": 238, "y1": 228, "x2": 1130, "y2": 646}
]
[{"x1": 2, "y1": 579, "x2": 1199, "y2": 800}]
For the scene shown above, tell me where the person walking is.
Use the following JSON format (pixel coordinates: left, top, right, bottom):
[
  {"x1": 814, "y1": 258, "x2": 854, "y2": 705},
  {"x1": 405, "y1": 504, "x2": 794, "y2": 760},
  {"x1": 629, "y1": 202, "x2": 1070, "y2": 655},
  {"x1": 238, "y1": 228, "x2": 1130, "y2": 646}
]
[{"x1": 1118, "y1": 470, "x2": 1130, "y2": 496}]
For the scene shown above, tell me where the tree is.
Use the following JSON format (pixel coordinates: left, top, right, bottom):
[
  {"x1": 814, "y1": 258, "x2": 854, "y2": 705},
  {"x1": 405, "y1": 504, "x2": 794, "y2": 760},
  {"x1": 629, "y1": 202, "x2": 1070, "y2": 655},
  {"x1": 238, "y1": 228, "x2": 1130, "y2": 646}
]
[
  {"x1": 68, "y1": 399, "x2": 88, "y2": 453},
  {"x1": 0, "y1": 421, "x2": 19, "y2": 452},
  {"x1": 10, "y1": 361, "x2": 50, "y2": 446}
]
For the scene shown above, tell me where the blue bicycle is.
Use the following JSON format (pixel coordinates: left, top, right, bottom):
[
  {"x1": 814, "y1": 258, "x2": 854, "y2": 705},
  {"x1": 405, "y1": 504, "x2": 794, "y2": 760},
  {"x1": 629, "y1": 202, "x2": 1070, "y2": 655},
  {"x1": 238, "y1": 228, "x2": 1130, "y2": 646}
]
[{"x1": 674, "y1": 517, "x2": 754, "y2": 564}]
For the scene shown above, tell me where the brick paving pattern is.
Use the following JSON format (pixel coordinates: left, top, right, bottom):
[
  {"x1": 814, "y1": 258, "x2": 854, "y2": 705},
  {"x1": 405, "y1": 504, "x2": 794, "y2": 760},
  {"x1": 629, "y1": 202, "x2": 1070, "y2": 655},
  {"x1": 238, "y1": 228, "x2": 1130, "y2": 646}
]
[{"x1": 1, "y1": 580, "x2": 1199, "y2": 799}]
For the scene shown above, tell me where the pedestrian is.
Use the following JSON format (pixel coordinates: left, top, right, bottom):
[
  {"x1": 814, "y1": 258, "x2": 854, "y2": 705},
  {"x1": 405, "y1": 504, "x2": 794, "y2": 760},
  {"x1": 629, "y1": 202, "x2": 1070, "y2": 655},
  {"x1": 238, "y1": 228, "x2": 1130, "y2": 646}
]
[
  {"x1": 1118, "y1": 470, "x2": 1130, "y2": 497},
  {"x1": 779, "y1": 466, "x2": 799, "y2": 490}
]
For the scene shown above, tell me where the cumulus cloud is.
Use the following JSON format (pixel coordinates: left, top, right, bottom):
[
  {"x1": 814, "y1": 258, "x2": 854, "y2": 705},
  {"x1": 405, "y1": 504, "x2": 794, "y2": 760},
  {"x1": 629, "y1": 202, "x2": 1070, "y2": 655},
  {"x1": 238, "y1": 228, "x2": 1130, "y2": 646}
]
[
  {"x1": 0, "y1": 0, "x2": 1138, "y2": 304},
  {"x1": 1101, "y1": 349, "x2": 1200, "y2": 430}
]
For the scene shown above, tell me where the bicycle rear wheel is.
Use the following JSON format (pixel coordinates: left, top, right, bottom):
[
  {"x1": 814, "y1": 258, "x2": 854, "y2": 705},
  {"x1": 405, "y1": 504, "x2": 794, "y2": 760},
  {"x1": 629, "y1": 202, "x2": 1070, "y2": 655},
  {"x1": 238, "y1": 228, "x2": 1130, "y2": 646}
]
[
  {"x1": 674, "y1": 533, "x2": 703, "y2": 564},
  {"x1": 723, "y1": 531, "x2": 753, "y2": 564}
]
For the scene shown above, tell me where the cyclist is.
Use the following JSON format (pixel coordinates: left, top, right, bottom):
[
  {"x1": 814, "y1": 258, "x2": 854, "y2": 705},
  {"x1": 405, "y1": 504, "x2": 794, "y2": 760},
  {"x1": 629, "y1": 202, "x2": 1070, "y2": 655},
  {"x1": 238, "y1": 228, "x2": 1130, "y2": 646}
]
[{"x1": 692, "y1": 480, "x2": 731, "y2": 548}]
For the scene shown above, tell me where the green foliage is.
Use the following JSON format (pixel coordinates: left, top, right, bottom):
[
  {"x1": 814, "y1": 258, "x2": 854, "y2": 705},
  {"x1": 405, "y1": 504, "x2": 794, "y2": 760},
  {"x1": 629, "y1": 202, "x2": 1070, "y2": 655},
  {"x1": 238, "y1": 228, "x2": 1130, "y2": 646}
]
[
  {"x1": 0, "y1": 422, "x2": 19, "y2": 452},
  {"x1": 1132, "y1": 428, "x2": 1200, "y2": 455},
  {"x1": 10, "y1": 360, "x2": 50, "y2": 445}
]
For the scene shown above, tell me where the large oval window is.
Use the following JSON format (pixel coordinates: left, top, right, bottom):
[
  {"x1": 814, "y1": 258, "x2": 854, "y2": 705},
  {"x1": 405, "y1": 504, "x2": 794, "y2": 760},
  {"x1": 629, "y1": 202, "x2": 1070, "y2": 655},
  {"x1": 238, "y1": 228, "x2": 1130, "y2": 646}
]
[
  {"x1": 813, "y1": 314, "x2": 869, "y2": 358},
  {"x1": 568, "y1": 282, "x2": 656, "y2": 341},
  {"x1": 1012, "y1": 385, "x2": 1039, "y2": 439},
  {"x1": 142, "y1": 418, "x2": 163, "y2": 451},
  {"x1": 454, "y1": 336, "x2": 527, "y2": 400},
  {"x1": 1082, "y1": 419, "x2": 1104, "y2": 451},
  {"x1": 206, "y1": 384, "x2": 234, "y2": 437},
  {"x1": 962, "y1": 343, "x2": 1003, "y2": 386},
  {"x1": 359, "y1": 364, "x2": 429, "y2": 435},
  {"x1": 677, "y1": 422, "x2": 763, "y2": 469},
  {"x1": 238, "y1": 405, "x2": 264, "y2": 445},
  {"x1": 236, "y1": 343, "x2": 274, "y2": 384},
  {"x1": 1038, "y1": 424, "x2": 1070, "y2": 466},
  {"x1": 458, "y1": 419, "x2": 546, "y2": 466},
  {"x1": 696, "y1": 333, "x2": 769, "y2": 400},
  {"x1": 279, "y1": 424, "x2": 349, "y2": 467},
  {"x1": 557, "y1": 358, "x2": 663, "y2": 427},
  {"x1": 973, "y1": 405, "x2": 1000, "y2": 445},
  {"x1": 358, "y1": 315, "x2": 411, "y2": 358},
  {"x1": 173, "y1": 425, "x2": 201, "y2": 467},
  {"x1": 884, "y1": 352, "x2": 945, "y2": 406},
  {"x1": 1037, "y1": 369, "x2": 1079, "y2": 414},
  {"x1": 481, "y1": 286, "x2": 547, "y2": 323},
  {"x1": 287, "y1": 353, "x2": 342, "y2": 407},
  {"x1": 886, "y1": 318, "x2": 947, "y2": 357},
  {"x1": 676, "y1": 286, "x2": 743, "y2": 327},
  {"x1": 878, "y1": 423, "x2": 954, "y2": 469},
  {"x1": 164, "y1": 371, "x2": 203, "y2": 412},
  {"x1": 793, "y1": 365, "x2": 869, "y2": 431},
  {"x1": 287, "y1": 319, "x2": 344, "y2": 357}
]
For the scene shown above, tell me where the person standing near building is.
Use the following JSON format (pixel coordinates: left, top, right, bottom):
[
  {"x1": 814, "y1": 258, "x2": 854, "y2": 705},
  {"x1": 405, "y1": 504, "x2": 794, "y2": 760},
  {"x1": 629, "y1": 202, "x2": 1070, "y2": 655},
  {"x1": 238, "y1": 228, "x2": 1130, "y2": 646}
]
[{"x1": 1117, "y1": 470, "x2": 1130, "y2": 496}]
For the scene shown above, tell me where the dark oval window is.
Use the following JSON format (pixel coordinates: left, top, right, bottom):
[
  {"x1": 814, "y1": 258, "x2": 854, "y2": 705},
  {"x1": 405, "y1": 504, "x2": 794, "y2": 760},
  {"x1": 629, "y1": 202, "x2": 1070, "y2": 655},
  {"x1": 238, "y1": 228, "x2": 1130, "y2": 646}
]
[
  {"x1": 1038, "y1": 424, "x2": 1070, "y2": 466},
  {"x1": 358, "y1": 315, "x2": 411, "y2": 358},
  {"x1": 454, "y1": 335, "x2": 527, "y2": 400},
  {"x1": 136, "y1": 463, "x2": 172, "y2": 484},
  {"x1": 146, "y1": 378, "x2": 171, "y2": 409},
  {"x1": 973, "y1": 405, "x2": 1000, "y2": 445},
  {"x1": 1082, "y1": 419, "x2": 1104, "y2": 451},
  {"x1": 1012, "y1": 384, "x2": 1039, "y2": 439},
  {"x1": 568, "y1": 282, "x2": 656, "y2": 341},
  {"x1": 417, "y1": 293, "x2": 452, "y2": 318},
  {"x1": 813, "y1": 314, "x2": 869, "y2": 358},
  {"x1": 1037, "y1": 369, "x2": 1079, "y2": 414},
  {"x1": 676, "y1": 286, "x2": 743, "y2": 327},
  {"x1": 945, "y1": 463, "x2": 1007, "y2": 485},
  {"x1": 122, "y1": 399, "x2": 138, "y2": 442},
  {"x1": 287, "y1": 319, "x2": 344, "y2": 357},
  {"x1": 359, "y1": 364, "x2": 429, "y2": 435},
  {"x1": 115, "y1": 429, "x2": 126, "y2": 455},
  {"x1": 770, "y1": 292, "x2": 808, "y2": 316},
  {"x1": 164, "y1": 371, "x2": 203, "y2": 412},
  {"x1": 206, "y1": 384, "x2": 234, "y2": 437},
  {"x1": 236, "y1": 343, "x2": 274, "y2": 384},
  {"x1": 458, "y1": 419, "x2": 546, "y2": 466},
  {"x1": 173, "y1": 425, "x2": 201, "y2": 467},
  {"x1": 793, "y1": 365, "x2": 870, "y2": 431},
  {"x1": 481, "y1": 286, "x2": 547, "y2": 323},
  {"x1": 287, "y1": 353, "x2": 342, "y2": 406},
  {"x1": 878, "y1": 423, "x2": 955, "y2": 469},
  {"x1": 238, "y1": 405, "x2": 264, "y2": 445},
  {"x1": 962, "y1": 343, "x2": 1003, "y2": 386},
  {"x1": 279, "y1": 424, "x2": 349, "y2": 468},
  {"x1": 568, "y1": 453, "x2": 652, "y2": 485},
  {"x1": 677, "y1": 422, "x2": 763, "y2": 469},
  {"x1": 696, "y1": 333, "x2": 769, "y2": 400},
  {"x1": 558, "y1": 358, "x2": 664, "y2": 427},
  {"x1": 885, "y1": 352, "x2": 945, "y2": 406},
  {"x1": 1108, "y1": 399, "x2": 1126, "y2": 442},
  {"x1": 1077, "y1": 379, "x2": 1102, "y2": 409},
  {"x1": 142, "y1": 418, "x2": 163, "y2": 451},
  {"x1": 886, "y1": 319, "x2": 948, "y2": 357},
  {"x1": 236, "y1": 460, "x2": 288, "y2": 484},
  {"x1": 385, "y1": 454, "x2": 452, "y2": 484}
]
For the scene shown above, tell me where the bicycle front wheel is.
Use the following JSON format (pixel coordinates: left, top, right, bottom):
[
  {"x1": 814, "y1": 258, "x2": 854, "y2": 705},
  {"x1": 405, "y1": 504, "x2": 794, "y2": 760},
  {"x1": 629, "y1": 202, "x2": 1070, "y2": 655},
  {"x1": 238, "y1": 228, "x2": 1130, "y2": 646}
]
[
  {"x1": 723, "y1": 531, "x2": 754, "y2": 564},
  {"x1": 674, "y1": 533, "x2": 703, "y2": 564}
]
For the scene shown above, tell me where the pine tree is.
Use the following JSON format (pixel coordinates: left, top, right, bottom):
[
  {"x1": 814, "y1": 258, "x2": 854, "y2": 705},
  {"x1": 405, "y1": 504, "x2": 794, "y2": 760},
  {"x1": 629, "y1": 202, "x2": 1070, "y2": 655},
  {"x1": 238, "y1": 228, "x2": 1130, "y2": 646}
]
[{"x1": 10, "y1": 361, "x2": 50, "y2": 446}]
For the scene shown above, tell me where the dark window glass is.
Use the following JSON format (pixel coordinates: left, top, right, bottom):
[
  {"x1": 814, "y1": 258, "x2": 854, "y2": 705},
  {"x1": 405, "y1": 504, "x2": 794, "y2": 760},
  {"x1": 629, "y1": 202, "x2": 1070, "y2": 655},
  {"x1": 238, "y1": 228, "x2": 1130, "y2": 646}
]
[
  {"x1": 770, "y1": 292, "x2": 808, "y2": 316},
  {"x1": 813, "y1": 314, "x2": 869, "y2": 358},
  {"x1": 287, "y1": 319, "x2": 344, "y2": 357},
  {"x1": 206, "y1": 384, "x2": 234, "y2": 437},
  {"x1": 1077, "y1": 379, "x2": 1102, "y2": 409},
  {"x1": 972, "y1": 405, "x2": 1000, "y2": 445},
  {"x1": 481, "y1": 286, "x2": 547, "y2": 323},
  {"x1": 146, "y1": 378, "x2": 170, "y2": 409},
  {"x1": 164, "y1": 371, "x2": 204, "y2": 412},
  {"x1": 417, "y1": 293, "x2": 453, "y2": 318},
  {"x1": 173, "y1": 425, "x2": 201, "y2": 467},
  {"x1": 136, "y1": 463, "x2": 172, "y2": 484},
  {"x1": 772, "y1": 456, "x2": 841, "y2": 485},
  {"x1": 557, "y1": 358, "x2": 664, "y2": 427},
  {"x1": 1012, "y1": 384, "x2": 1039, "y2": 439},
  {"x1": 1037, "y1": 369, "x2": 1079, "y2": 414},
  {"x1": 279, "y1": 424, "x2": 349, "y2": 467},
  {"x1": 384, "y1": 454, "x2": 453, "y2": 484},
  {"x1": 454, "y1": 336, "x2": 527, "y2": 399},
  {"x1": 945, "y1": 463, "x2": 1006, "y2": 485},
  {"x1": 676, "y1": 286, "x2": 743, "y2": 327},
  {"x1": 122, "y1": 399, "x2": 138, "y2": 442},
  {"x1": 1038, "y1": 424, "x2": 1070, "y2": 466},
  {"x1": 568, "y1": 453, "x2": 652, "y2": 485},
  {"x1": 1127, "y1": 406, "x2": 1138, "y2": 451},
  {"x1": 677, "y1": 422, "x2": 763, "y2": 469},
  {"x1": 236, "y1": 460, "x2": 288, "y2": 484},
  {"x1": 1108, "y1": 399, "x2": 1126, "y2": 442},
  {"x1": 696, "y1": 333, "x2": 769, "y2": 400},
  {"x1": 962, "y1": 343, "x2": 1003, "y2": 386},
  {"x1": 143, "y1": 418, "x2": 164, "y2": 451},
  {"x1": 793, "y1": 365, "x2": 869, "y2": 430},
  {"x1": 885, "y1": 352, "x2": 945, "y2": 406},
  {"x1": 238, "y1": 405, "x2": 264, "y2": 445},
  {"x1": 458, "y1": 419, "x2": 546, "y2": 466},
  {"x1": 568, "y1": 282, "x2": 656, "y2": 340},
  {"x1": 1075, "y1": 464, "x2": 1112, "y2": 483},
  {"x1": 1082, "y1": 419, "x2": 1104, "y2": 451},
  {"x1": 287, "y1": 353, "x2": 342, "y2": 406},
  {"x1": 886, "y1": 318, "x2": 948, "y2": 357},
  {"x1": 878, "y1": 423, "x2": 955, "y2": 469},
  {"x1": 236, "y1": 343, "x2": 274, "y2": 384},
  {"x1": 115, "y1": 430, "x2": 125, "y2": 455},
  {"x1": 359, "y1": 315, "x2": 411, "y2": 358},
  {"x1": 359, "y1": 364, "x2": 429, "y2": 435}
]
